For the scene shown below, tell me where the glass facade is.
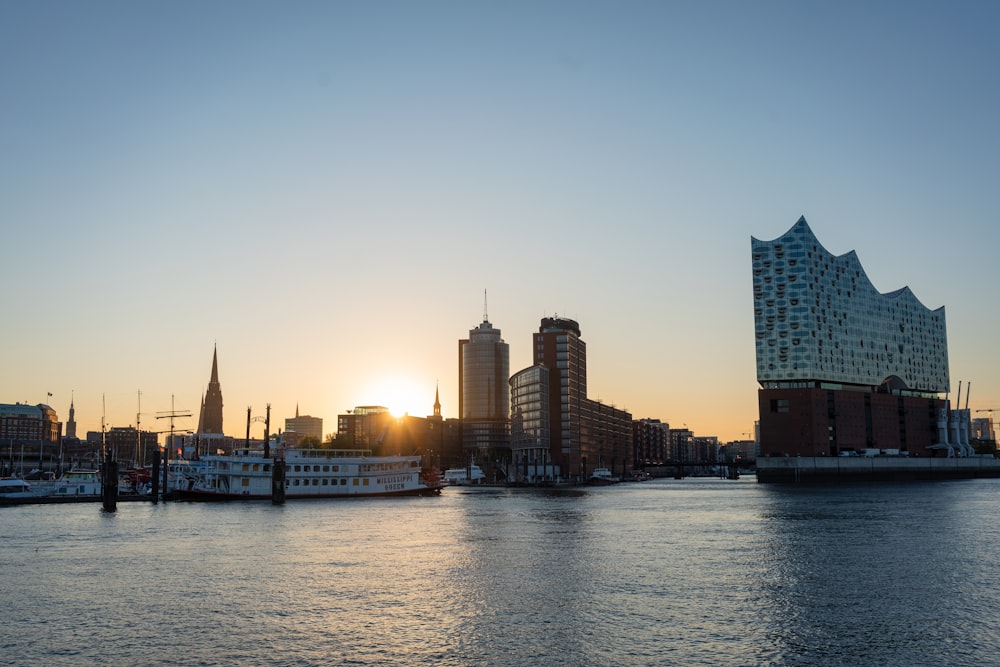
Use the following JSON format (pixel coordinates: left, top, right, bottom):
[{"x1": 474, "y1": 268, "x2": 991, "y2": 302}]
[
  {"x1": 752, "y1": 217, "x2": 949, "y2": 393},
  {"x1": 510, "y1": 365, "x2": 550, "y2": 452},
  {"x1": 458, "y1": 319, "x2": 510, "y2": 451}
]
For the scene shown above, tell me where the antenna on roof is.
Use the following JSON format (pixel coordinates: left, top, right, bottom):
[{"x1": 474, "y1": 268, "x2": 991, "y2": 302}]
[{"x1": 483, "y1": 289, "x2": 488, "y2": 323}]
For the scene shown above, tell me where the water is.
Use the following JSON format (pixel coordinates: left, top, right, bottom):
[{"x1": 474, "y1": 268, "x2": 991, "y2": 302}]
[{"x1": 3, "y1": 478, "x2": 999, "y2": 666}]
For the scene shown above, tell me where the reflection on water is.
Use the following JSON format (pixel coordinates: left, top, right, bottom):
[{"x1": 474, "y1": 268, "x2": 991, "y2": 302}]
[{"x1": 3, "y1": 479, "x2": 1000, "y2": 666}]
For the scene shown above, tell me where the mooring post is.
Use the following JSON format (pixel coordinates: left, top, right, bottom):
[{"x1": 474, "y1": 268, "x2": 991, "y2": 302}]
[
  {"x1": 150, "y1": 450, "x2": 160, "y2": 504},
  {"x1": 102, "y1": 456, "x2": 118, "y2": 512},
  {"x1": 271, "y1": 457, "x2": 286, "y2": 505}
]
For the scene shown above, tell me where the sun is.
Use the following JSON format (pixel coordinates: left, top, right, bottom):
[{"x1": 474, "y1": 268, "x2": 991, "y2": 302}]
[{"x1": 368, "y1": 376, "x2": 432, "y2": 418}]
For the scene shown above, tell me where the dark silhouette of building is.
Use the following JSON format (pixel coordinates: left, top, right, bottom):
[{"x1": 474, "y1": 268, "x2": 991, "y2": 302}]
[
  {"x1": 104, "y1": 426, "x2": 159, "y2": 466},
  {"x1": 65, "y1": 396, "x2": 77, "y2": 439},
  {"x1": 335, "y1": 399, "x2": 461, "y2": 467},
  {"x1": 198, "y1": 345, "x2": 224, "y2": 435},
  {"x1": 633, "y1": 418, "x2": 669, "y2": 466}
]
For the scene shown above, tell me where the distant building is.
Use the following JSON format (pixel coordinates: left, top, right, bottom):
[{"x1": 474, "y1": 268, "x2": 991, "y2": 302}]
[
  {"x1": 752, "y1": 217, "x2": 951, "y2": 456},
  {"x1": 0, "y1": 402, "x2": 60, "y2": 474},
  {"x1": 972, "y1": 417, "x2": 995, "y2": 442},
  {"x1": 511, "y1": 317, "x2": 632, "y2": 481},
  {"x1": 633, "y1": 418, "x2": 669, "y2": 467},
  {"x1": 723, "y1": 439, "x2": 757, "y2": 464},
  {"x1": 197, "y1": 345, "x2": 224, "y2": 435},
  {"x1": 285, "y1": 405, "x2": 323, "y2": 446},
  {"x1": 65, "y1": 397, "x2": 77, "y2": 439},
  {"x1": 335, "y1": 398, "x2": 461, "y2": 466},
  {"x1": 104, "y1": 426, "x2": 160, "y2": 465},
  {"x1": 669, "y1": 427, "x2": 694, "y2": 463},
  {"x1": 458, "y1": 310, "x2": 510, "y2": 459},
  {"x1": 337, "y1": 406, "x2": 395, "y2": 454}
]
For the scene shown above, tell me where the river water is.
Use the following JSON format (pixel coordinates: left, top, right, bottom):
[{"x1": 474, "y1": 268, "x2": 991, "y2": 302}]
[{"x1": 3, "y1": 478, "x2": 999, "y2": 666}]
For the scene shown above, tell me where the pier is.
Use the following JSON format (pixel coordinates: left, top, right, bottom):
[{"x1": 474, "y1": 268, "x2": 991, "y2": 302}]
[{"x1": 756, "y1": 455, "x2": 1000, "y2": 483}]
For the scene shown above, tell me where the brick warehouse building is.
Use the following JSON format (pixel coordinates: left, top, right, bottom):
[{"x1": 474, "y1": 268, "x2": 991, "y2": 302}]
[{"x1": 752, "y1": 217, "x2": 949, "y2": 457}]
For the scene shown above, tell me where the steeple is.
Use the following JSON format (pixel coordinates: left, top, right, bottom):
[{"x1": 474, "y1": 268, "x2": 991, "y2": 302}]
[
  {"x1": 199, "y1": 345, "x2": 224, "y2": 434},
  {"x1": 196, "y1": 392, "x2": 205, "y2": 433},
  {"x1": 433, "y1": 382, "x2": 442, "y2": 418},
  {"x1": 66, "y1": 392, "x2": 77, "y2": 439},
  {"x1": 210, "y1": 344, "x2": 220, "y2": 384}
]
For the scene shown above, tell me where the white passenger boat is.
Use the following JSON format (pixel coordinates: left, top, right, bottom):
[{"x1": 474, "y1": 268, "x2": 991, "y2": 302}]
[
  {"x1": 49, "y1": 469, "x2": 103, "y2": 496},
  {"x1": 442, "y1": 462, "x2": 487, "y2": 485},
  {"x1": 173, "y1": 448, "x2": 445, "y2": 501}
]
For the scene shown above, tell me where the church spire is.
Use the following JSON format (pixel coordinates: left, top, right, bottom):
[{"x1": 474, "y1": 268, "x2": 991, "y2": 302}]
[
  {"x1": 433, "y1": 381, "x2": 441, "y2": 418},
  {"x1": 66, "y1": 391, "x2": 77, "y2": 439},
  {"x1": 199, "y1": 345, "x2": 224, "y2": 434},
  {"x1": 210, "y1": 343, "x2": 220, "y2": 384}
]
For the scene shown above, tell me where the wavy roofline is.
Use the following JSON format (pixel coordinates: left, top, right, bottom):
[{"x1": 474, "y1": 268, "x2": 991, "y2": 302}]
[{"x1": 753, "y1": 215, "x2": 944, "y2": 314}]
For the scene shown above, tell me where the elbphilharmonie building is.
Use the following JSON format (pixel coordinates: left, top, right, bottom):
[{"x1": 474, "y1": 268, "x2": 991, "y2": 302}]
[{"x1": 752, "y1": 217, "x2": 951, "y2": 456}]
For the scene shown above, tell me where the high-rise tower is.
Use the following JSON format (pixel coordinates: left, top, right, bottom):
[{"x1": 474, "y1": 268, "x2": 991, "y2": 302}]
[
  {"x1": 510, "y1": 316, "x2": 632, "y2": 481},
  {"x1": 533, "y1": 317, "x2": 587, "y2": 467},
  {"x1": 458, "y1": 299, "x2": 510, "y2": 458},
  {"x1": 199, "y1": 345, "x2": 224, "y2": 434}
]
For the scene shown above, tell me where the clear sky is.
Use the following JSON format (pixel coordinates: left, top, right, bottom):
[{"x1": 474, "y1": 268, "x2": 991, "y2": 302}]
[{"x1": 2, "y1": 1, "x2": 998, "y2": 443}]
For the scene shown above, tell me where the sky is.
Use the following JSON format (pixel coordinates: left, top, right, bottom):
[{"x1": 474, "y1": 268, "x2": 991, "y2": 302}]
[{"x1": 2, "y1": 1, "x2": 998, "y2": 443}]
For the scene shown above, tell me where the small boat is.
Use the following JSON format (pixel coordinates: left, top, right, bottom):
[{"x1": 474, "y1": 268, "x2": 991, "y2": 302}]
[
  {"x1": 40, "y1": 469, "x2": 103, "y2": 497},
  {"x1": 172, "y1": 448, "x2": 446, "y2": 501},
  {"x1": 587, "y1": 467, "x2": 619, "y2": 485},
  {"x1": 0, "y1": 478, "x2": 38, "y2": 501},
  {"x1": 442, "y1": 462, "x2": 486, "y2": 486}
]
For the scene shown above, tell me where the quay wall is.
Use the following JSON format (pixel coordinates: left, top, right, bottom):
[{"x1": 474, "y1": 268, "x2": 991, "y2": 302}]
[{"x1": 757, "y1": 456, "x2": 1000, "y2": 483}]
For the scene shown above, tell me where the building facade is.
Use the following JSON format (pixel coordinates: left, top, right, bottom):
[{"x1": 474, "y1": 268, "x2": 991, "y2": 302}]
[
  {"x1": 458, "y1": 316, "x2": 510, "y2": 458},
  {"x1": 752, "y1": 217, "x2": 950, "y2": 456},
  {"x1": 509, "y1": 365, "x2": 552, "y2": 480},
  {"x1": 285, "y1": 405, "x2": 323, "y2": 445},
  {"x1": 633, "y1": 418, "x2": 669, "y2": 467},
  {"x1": 104, "y1": 426, "x2": 160, "y2": 465},
  {"x1": 0, "y1": 402, "x2": 61, "y2": 475},
  {"x1": 511, "y1": 317, "x2": 632, "y2": 481},
  {"x1": 336, "y1": 406, "x2": 395, "y2": 454}
]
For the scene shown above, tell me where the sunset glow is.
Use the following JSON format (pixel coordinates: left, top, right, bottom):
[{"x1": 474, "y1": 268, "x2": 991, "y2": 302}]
[{"x1": 364, "y1": 377, "x2": 435, "y2": 419}]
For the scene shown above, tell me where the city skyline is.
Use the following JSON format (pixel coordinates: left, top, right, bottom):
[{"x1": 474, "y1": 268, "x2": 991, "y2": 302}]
[{"x1": 2, "y1": 2, "x2": 998, "y2": 442}]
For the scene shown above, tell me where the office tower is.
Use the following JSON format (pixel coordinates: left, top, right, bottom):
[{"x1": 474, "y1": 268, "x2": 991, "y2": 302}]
[
  {"x1": 519, "y1": 316, "x2": 632, "y2": 480},
  {"x1": 752, "y1": 217, "x2": 950, "y2": 456},
  {"x1": 458, "y1": 311, "x2": 510, "y2": 458},
  {"x1": 533, "y1": 317, "x2": 587, "y2": 466}
]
